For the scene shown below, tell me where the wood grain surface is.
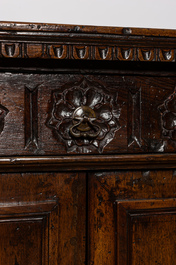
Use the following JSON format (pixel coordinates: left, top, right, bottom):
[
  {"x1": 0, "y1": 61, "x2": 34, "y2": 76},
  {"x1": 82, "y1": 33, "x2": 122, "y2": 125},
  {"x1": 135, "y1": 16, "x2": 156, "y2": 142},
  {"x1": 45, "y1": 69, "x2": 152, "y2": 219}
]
[
  {"x1": 88, "y1": 170, "x2": 176, "y2": 265},
  {"x1": 0, "y1": 22, "x2": 176, "y2": 265},
  {"x1": 0, "y1": 172, "x2": 86, "y2": 265},
  {"x1": 0, "y1": 72, "x2": 175, "y2": 155}
]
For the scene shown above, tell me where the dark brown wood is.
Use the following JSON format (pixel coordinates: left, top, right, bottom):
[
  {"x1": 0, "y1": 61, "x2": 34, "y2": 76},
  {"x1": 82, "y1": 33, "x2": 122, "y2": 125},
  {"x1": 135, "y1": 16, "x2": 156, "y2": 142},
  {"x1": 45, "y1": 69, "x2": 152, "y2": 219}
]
[
  {"x1": 88, "y1": 170, "x2": 176, "y2": 265},
  {"x1": 0, "y1": 73, "x2": 176, "y2": 155},
  {"x1": 1, "y1": 21, "x2": 176, "y2": 37},
  {"x1": 0, "y1": 153, "x2": 175, "y2": 172},
  {"x1": 0, "y1": 22, "x2": 176, "y2": 265},
  {"x1": 0, "y1": 172, "x2": 86, "y2": 265},
  {"x1": 0, "y1": 22, "x2": 176, "y2": 62},
  {"x1": 117, "y1": 199, "x2": 176, "y2": 265}
]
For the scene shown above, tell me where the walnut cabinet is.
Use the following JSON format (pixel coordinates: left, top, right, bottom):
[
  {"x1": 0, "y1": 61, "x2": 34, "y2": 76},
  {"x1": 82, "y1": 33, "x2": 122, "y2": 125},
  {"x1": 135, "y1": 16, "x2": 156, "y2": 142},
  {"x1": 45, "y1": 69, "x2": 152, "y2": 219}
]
[{"x1": 0, "y1": 22, "x2": 176, "y2": 264}]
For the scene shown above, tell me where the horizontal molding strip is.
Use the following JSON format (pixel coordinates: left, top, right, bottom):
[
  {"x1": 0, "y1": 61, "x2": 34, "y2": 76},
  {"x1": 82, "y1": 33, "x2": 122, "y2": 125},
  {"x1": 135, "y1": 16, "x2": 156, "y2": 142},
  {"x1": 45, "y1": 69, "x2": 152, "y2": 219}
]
[
  {"x1": 0, "y1": 42, "x2": 176, "y2": 62},
  {"x1": 0, "y1": 22, "x2": 176, "y2": 62},
  {"x1": 0, "y1": 22, "x2": 176, "y2": 37},
  {"x1": 0, "y1": 154, "x2": 175, "y2": 172}
]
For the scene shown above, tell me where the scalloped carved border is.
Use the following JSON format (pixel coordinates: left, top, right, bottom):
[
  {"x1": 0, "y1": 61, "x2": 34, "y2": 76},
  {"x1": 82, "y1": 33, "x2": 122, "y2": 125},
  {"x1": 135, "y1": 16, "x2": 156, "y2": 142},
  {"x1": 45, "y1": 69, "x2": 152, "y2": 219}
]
[{"x1": 0, "y1": 42, "x2": 175, "y2": 62}]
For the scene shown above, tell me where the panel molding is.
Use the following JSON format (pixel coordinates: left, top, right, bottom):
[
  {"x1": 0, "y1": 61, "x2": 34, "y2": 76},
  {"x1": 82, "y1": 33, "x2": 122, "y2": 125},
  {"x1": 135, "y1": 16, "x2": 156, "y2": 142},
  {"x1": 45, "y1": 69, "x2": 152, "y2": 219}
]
[
  {"x1": 0, "y1": 200, "x2": 58, "y2": 265},
  {"x1": 0, "y1": 154, "x2": 175, "y2": 172},
  {"x1": 0, "y1": 200, "x2": 57, "y2": 215},
  {"x1": 117, "y1": 198, "x2": 176, "y2": 265}
]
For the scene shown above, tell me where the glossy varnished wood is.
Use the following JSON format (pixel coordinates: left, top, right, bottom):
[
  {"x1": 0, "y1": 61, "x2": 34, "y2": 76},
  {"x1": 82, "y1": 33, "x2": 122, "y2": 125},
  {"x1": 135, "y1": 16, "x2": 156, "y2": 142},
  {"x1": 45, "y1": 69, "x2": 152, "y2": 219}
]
[
  {"x1": 88, "y1": 170, "x2": 176, "y2": 265},
  {"x1": 0, "y1": 22, "x2": 176, "y2": 265},
  {"x1": 0, "y1": 153, "x2": 175, "y2": 172},
  {"x1": 0, "y1": 22, "x2": 176, "y2": 63},
  {"x1": 0, "y1": 72, "x2": 176, "y2": 155},
  {"x1": 1, "y1": 21, "x2": 176, "y2": 37},
  {"x1": 0, "y1": 172, "x2": 86, "y2": 265}
]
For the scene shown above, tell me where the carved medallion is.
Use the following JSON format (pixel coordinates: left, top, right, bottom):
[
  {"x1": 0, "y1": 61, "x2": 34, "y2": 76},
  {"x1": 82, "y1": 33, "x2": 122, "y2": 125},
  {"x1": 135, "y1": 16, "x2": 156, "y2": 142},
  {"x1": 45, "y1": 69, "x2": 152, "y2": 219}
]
[
  {"x1": 158, "y1": 87, "x2": 176, "y2": 146},
  {"x1": 47, "y1": 78, "x2": 121, "y2": 153},
  {"x1": 0, "y1": 104, "x2": 9, "y2": 134}
]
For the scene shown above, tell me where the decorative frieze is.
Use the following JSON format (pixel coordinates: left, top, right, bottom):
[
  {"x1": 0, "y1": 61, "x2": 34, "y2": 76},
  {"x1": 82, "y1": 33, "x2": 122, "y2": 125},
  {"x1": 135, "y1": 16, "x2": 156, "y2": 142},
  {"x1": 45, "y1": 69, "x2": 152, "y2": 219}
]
[{"x1": 0, "y1": 42, "x2": 176, "y2": 62}]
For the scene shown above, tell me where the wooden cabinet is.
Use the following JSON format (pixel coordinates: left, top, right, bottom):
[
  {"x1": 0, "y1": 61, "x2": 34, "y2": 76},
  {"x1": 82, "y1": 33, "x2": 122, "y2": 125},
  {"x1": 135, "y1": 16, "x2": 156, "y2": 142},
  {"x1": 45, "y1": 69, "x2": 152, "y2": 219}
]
[{"x1": 0, "y1": 22, "x2": 176, "y2": 264}]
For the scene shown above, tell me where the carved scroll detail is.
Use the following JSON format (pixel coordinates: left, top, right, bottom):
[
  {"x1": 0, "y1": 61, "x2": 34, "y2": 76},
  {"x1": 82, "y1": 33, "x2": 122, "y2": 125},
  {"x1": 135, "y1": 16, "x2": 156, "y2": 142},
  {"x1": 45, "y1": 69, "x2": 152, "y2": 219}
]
[
  {"x1": 24, "y1": 85, "x2": 39, "y2": 149},
  {"x1": 47, "y1": 78, "x2": 121, "y2": 153}
]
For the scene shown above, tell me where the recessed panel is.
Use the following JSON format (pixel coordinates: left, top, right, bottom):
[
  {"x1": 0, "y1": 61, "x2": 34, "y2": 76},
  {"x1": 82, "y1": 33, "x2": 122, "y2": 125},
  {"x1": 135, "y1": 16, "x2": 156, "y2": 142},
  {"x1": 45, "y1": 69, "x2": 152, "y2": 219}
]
[
  {"x1": 0, "y1": 172, "x2": 86, "y2": 265},
  {"x1": 117, "y1": 199, "x2": 176, "y2": 265},
  {"x1": 88, "y1": 170, "x2": 176, "y2": 265},
  {"x1": 130, "y1": 212, "x2": 176, "y2": 265},
  {"x1": 0, "y1": 217, "x2": 44, "y2": 265},
  {"x1": 0, "y1": 200, "x2": 56, "y2": 265}
]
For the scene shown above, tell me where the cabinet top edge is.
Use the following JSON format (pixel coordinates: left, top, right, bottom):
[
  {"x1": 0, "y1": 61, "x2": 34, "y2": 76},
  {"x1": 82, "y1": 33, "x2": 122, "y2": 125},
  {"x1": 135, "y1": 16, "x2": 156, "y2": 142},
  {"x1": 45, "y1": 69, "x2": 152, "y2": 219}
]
[{"x1": 0, "y1": 21, "x2": 176, "y2": 38}]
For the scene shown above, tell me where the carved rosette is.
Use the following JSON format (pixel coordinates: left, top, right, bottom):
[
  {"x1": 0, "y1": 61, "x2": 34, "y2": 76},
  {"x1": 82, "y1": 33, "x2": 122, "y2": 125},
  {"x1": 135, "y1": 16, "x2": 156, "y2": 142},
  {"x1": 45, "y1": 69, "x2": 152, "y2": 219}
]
[
  {"x1": 0, "y1": 104, "x2": 9, "y2": 134},
  {"x1": 158, "y1": 88, "x2": 176, "y2": 146},
  {"x1": 47, "y1": 78, "x2": 121, "y2": 153}
]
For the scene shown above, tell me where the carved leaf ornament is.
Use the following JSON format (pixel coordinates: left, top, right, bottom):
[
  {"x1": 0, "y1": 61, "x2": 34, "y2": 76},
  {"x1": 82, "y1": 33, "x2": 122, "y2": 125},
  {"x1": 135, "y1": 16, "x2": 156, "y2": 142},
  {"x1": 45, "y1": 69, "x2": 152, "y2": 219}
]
[
  {"x1": 0, "y1": 104, "x2": 9, "y2": 134},
  {"x1": 47, "y1": 78, "x2": 121, "y2": 153},
  {"x1": 159, "y1": 88, "x2": 176, "y2": 142}
]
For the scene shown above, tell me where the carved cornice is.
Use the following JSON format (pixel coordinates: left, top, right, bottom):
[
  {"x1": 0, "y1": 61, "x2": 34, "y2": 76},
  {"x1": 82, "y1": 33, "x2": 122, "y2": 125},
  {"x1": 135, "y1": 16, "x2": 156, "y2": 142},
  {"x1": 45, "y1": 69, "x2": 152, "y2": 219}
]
[
  {"x1": 0, "y1": 22, "x2": 176, "y2": 62},
  {"x1": 0, "y1": 43, "x2": 176, "y2": 62}
]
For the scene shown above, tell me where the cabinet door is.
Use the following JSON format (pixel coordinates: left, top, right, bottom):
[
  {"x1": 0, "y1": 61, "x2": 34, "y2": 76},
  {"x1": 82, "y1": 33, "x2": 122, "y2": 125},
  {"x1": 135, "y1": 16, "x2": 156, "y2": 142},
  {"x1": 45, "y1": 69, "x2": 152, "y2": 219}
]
[
  {"x1": 0, "y1": 172, "x2": 86, "y2": 265},
  {"x1": 88, "y1": 170, "x2": 176, "y2": 265}
]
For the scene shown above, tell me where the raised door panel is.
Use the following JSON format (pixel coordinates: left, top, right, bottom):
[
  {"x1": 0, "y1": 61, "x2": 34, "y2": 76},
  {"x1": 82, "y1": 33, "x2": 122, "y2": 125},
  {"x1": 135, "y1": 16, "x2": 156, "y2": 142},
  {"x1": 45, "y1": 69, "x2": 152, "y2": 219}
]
[
  {"x1": 0, "y1": 201, "x2": 55, "y2": 265},
  {"x1": 117, "y1": 199, "x2": 176, "y2": 265},
  {"x1": 88, "y1": 170, "x2": 176, "y2": 265},
  {"x1": 0, "y1": 172, "x2": 86, "y2": 265}
]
